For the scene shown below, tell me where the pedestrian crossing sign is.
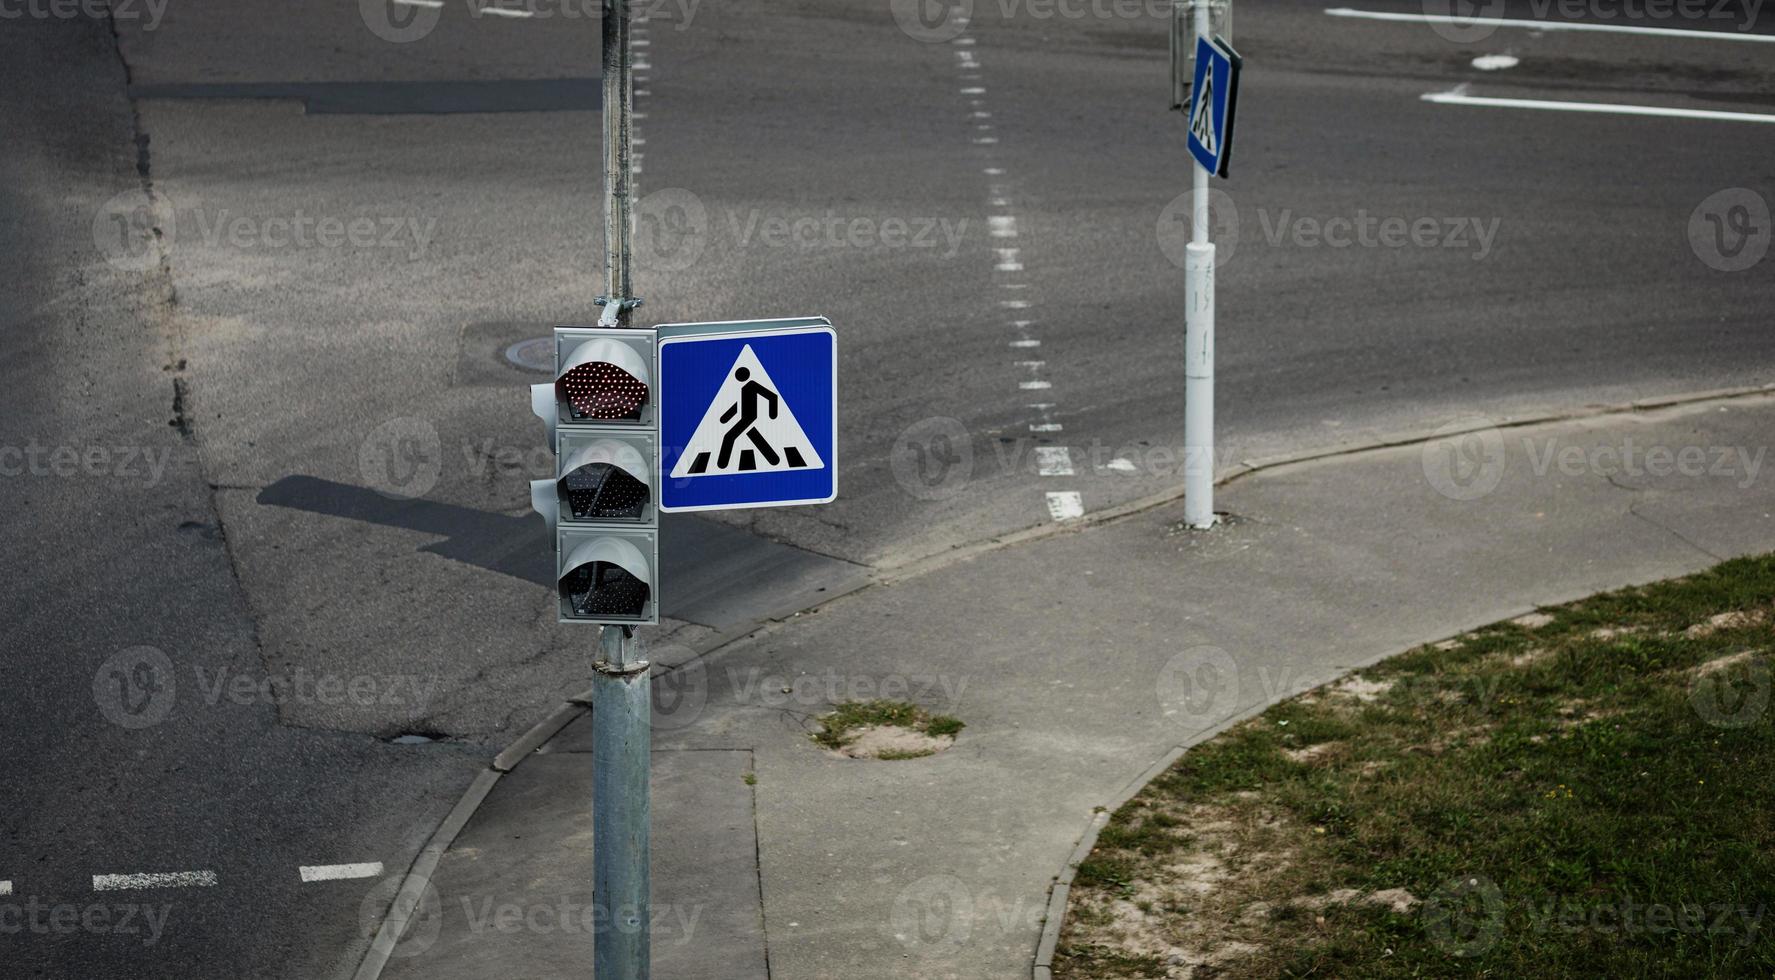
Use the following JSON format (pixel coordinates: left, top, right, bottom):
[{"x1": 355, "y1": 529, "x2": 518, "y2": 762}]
[
  {"x1": 657, "y1": 317, "x2": 837, "y2": 512},
  {"x1": 1186, "y1": 34, "x2": 1240, "y2": 178}
]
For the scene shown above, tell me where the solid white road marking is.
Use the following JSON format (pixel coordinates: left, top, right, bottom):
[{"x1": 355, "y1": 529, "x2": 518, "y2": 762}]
[
  {"x1": 393, "y1": 0, "x2": 443, "y2": 6},
  {"x1": 1325, "y1": 6, "x2": 1775, "y2": 41},
  {"x1": 1471, "y1": 54, "x2": 1519, "y2": 70},
  {"x1": 300, "y1": 863, "x2": 385, "y2": 883},
  {"x1": 0, "y1": 881, "x2": 11, "y2": 896},
  {"x1": 477, "y1": 4, "x2": 535, "y2": 15},
  {"x1": 1422, "y1": 90, "x2": 1775, "y2": 123},
  {"x1": 1035, "y1": 447, "x2": 1075, "y2": 476},
  {"x1": 1046, "y1": 491, "x2": 1084, "y2": 520},
  {"x1": 93, "y1": 871, "x2": 218, "y2": 891},
  {"x1": 1105, "y1": 458, "x2": 1139, "y2": 473}
]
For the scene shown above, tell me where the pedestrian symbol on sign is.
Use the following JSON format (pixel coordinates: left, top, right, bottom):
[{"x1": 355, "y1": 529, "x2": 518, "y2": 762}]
[
  {"x1": 1189, "y1": 72, "x2": 1216, "y2": 155},
  {"x1": 671, "y1": 344, "x2": 824, "y2": 478}
]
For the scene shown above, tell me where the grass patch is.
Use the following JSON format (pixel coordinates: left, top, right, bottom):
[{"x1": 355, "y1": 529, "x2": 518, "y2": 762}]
[
  {"x1": 1054, "y1": 553, "x2": 1775, "y2": 978},
  {"x1": 810, "y1": 699, "x2": 965, "y2": 757}
]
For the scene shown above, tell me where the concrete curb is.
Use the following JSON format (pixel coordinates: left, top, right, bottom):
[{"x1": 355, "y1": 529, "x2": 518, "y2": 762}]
[{"x1": 354, "y1": 383, "x2": 1775, "y2": 980}]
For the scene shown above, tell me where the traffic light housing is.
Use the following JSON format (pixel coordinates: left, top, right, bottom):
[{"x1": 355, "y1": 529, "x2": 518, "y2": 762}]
[{"x1": 532, "y1": 326, "x2": 659, "y2": 625}]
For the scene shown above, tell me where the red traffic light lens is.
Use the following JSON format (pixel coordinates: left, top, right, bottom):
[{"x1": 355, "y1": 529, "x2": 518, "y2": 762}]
[{"x1": 559, "y1": 362, "x2": 648, "y2": 421}]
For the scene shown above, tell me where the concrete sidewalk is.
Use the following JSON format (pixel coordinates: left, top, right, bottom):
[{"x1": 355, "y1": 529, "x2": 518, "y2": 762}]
[{"x1": 367, "y1": 391, "x2": 1775, "y2": 980}]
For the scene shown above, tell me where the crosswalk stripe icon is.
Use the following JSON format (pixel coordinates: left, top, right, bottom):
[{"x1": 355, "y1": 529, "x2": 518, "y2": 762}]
[
  {"x1": 670, "y1": 344, "x2": 824, "y2": 478},
  {"x1": 1189, "y1": 72, "x2": 1216, "y2": 155}
]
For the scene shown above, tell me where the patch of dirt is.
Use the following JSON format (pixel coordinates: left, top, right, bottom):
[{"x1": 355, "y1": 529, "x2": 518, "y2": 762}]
[
  {"x1": 1686, "y1": 609, "x2": 1768, "y2": 639},
  {"x1": 1283, "y1": 742, "x2": 1338, "y2": 764},
  {"x1": 1510, "y1": 648, "x2": 1553, "y2": 668},
  {"x1": 830, "y1": 724, "x2": 953, "y2": 759},
  {"x1": 1512, "y1": 612, "x2": 1556, "y2": 629},
  {"x1": 1692, "y1": 649, "x2": 1765, "y2": 677},
  {"x1": 1330, "y1": 676, "x2": 1394, "y2": 703},
  {"x1": 1589, "y1": 626, "x2": 1642, "y2": 641}
]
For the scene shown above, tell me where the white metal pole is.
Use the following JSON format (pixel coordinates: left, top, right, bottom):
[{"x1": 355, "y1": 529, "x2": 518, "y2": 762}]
[{"x1": 1182, "y1": 0, "x2": 1217, "y2": 529}]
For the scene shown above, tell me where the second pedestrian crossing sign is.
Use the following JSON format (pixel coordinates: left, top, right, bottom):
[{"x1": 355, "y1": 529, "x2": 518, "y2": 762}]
[
  {"x1": 1186, "y1": 34, "x2": 1241, "y2": 179},
  {"x1": 657, "y1": 317, "x2": 837, "y2": 512}
]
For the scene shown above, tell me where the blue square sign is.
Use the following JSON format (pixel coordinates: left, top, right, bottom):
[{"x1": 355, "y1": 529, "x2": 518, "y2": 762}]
[
  {"x1": 657, "y1": 318, "x2": 837, "y2": 512},
  {"x1": 1186, "y1": 34, "x2": 1241, "y2": 178}
]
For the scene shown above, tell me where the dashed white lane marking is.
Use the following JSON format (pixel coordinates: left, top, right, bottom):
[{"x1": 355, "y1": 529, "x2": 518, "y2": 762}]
[
  {"x1": 1422, "y1": 90, "x2": 1775, "y2": 123},
  {"x1": 1001, "y1": 299, "x2": 1031, "y2": 309},
  {"x1": 1325, "y1": 6, "x2": 1775, "y2": 41},
  {"x1": 1035, "y1": 447, "x2": 1075, "y2": 476},
  {"x1": 961, "y1": 87, "x2": 987, "y2": 94},
  {"x1": 1471, "y1": 54, "x2": 1519, "y2": 70},
  {"x1": 1019, "y1": 380, "x2": 1052, "y2": 390},
  {"x1": 477, "y1": 4, "x2": 535, "y2": 16},
  {"x1": 995, "y1": 248, "x2": 1023, "y2": 270},
  {"x1": 0, "y1": 881, "x2": 11, "y2": 896},
  {"x1": 392, "y1": 0, "x2": 443, "y2": 7},
  {"x1": 1010, "y1": 339, "x2": 1041, "y2": 348},
  {"x1": 93, "y1": 871, "x2": 218, "y2": 891},
  {"x1": 1104, "y1": 458, "x2": 1140, "y2": 473},
  {"x1": 300, "y1": 862, "x2": 385, "y2": 883},
  {"x1": 1046, "y1": 491, "x2": 1084, "y2": 520},
  {"x1": 1030, "y1": 422, "x2": 1062, "y2": 432},
  {"x1": 988, "y1": 216, "x2": 1018, "y2": 237},
  {"x1": 973, "y1": 136, "x2": 1000, "y2": 144}
]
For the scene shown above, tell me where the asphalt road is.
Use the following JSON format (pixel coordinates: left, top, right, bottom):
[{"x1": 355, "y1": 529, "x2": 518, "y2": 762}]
[{"x1": 2, "y1": 0, "x2": 1770, "y2": 975}]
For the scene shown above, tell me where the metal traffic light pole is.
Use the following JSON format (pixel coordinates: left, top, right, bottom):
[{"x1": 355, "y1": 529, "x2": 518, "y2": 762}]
[
  {"x1": 594, "y1": 0, "x2": 651, "y2": 976},
  {"x1": 1182, "y1": 0, "x2": 1217, "y2": 529}
]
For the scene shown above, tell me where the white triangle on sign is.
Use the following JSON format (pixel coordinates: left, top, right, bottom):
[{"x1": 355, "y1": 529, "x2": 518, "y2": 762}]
[
  {"x1": 1190, "y1": 72, "x2": 1216, "y2": 154},
  {"x1": 670, "y1": 344, "x2": 825, "y2": 479}
]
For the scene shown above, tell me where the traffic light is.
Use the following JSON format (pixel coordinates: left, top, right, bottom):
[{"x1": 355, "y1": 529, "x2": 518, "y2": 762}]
[{"x1": 531, "y1": 327, "x2": 659, "y2": 624}]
